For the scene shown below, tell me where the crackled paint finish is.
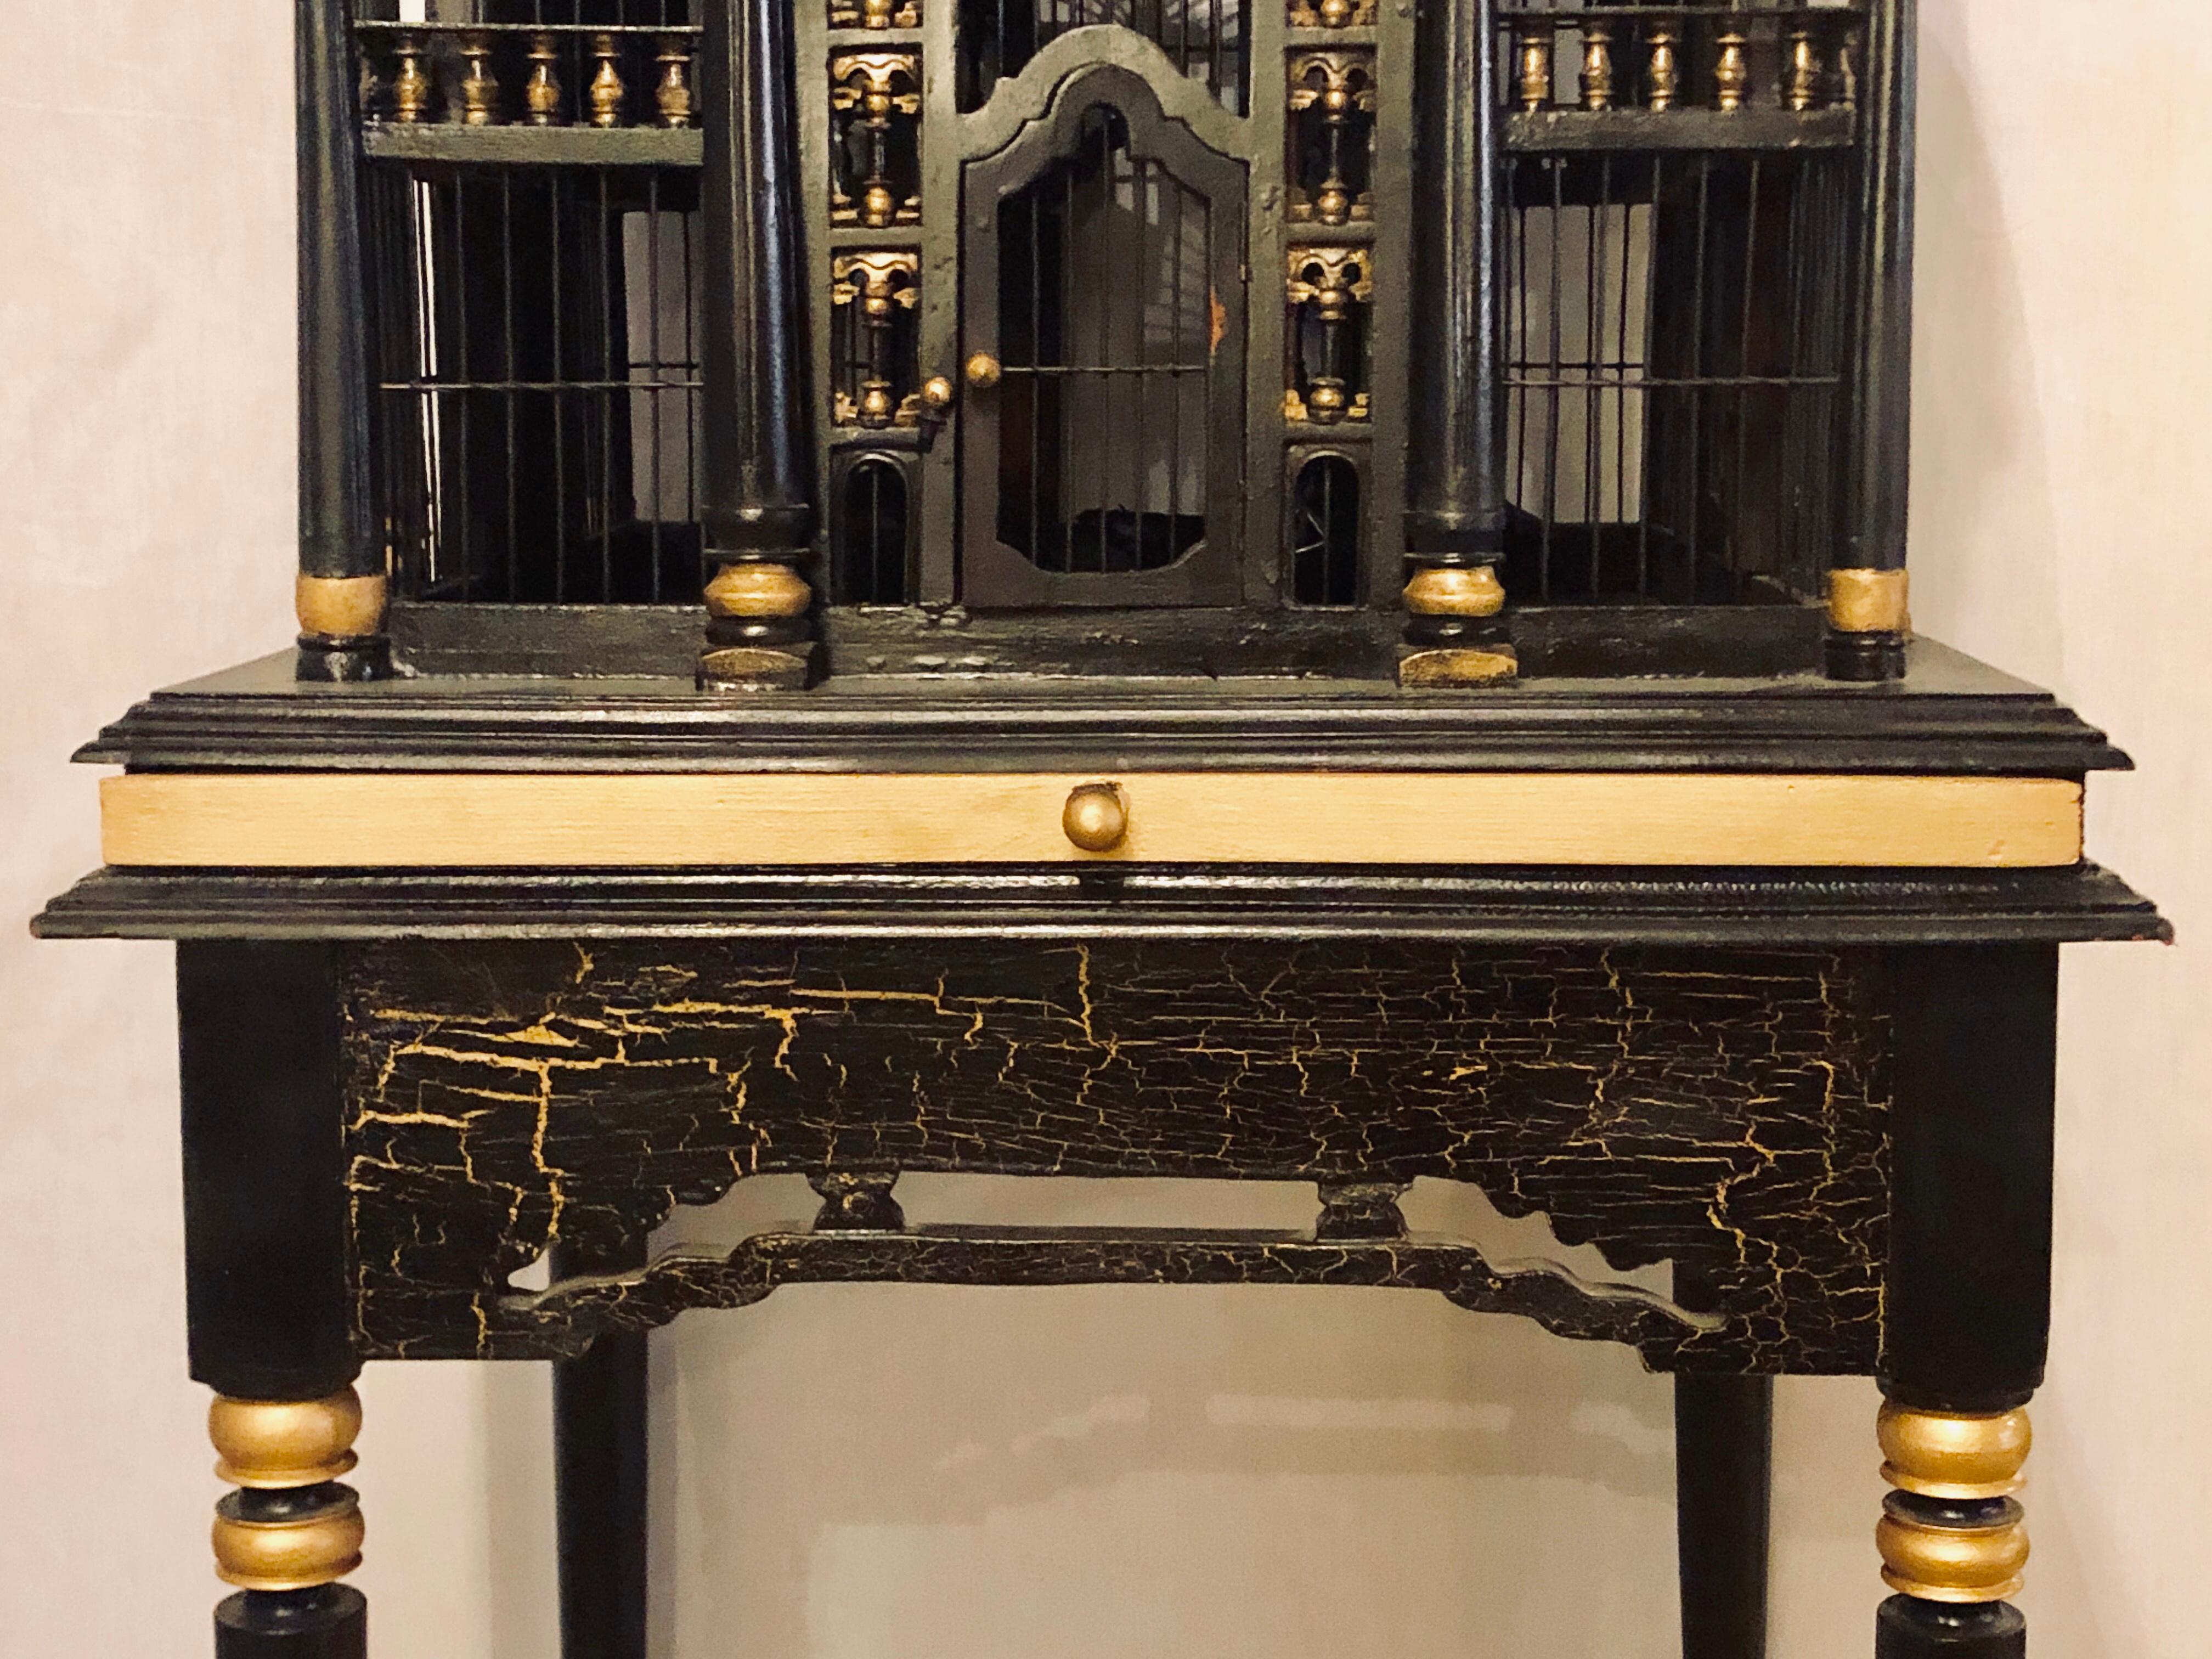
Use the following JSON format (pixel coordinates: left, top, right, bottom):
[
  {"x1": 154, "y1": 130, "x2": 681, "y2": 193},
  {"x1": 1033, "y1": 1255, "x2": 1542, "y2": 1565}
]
[
  {"x1": 503, "y1": 1229, "x2": 1725, "y2": 1360},
  {"x1": 341, "y1": 940, "x2": 1890, "y2": 1371}
]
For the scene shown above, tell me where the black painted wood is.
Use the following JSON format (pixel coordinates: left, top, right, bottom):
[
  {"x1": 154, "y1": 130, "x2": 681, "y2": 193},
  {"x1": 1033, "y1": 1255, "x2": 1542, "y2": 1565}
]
[
  {"x1": 698, "y1": 0, "x2": 816, "y2": 669},
  {"x1": 37, "y1": 864, "x2": 2170, "y2": 947},
  {"x1": 957, "y1": 63, "x2": 1248, "y2": 609},
  {"x1": 294, "y1": 0, "x2": 385, "y2": 682},
  {"x1": 551, "y1": 1244, "x2": 648, "y2": 1659},
  {"x1": 215, "y1": 1587, "x2": 367, "y2": 1659},
  {"x1": 335, "y1": 939, "x2": 1888, "y2": 1370},
  {"x1": 376, "y1": 597, "x2": 1833, "y2": 681},
  {"x1": 179, "y1": 942, "x2": 360, "y2": 1401},
  {"x1": 1507, "y1": 108, "x2": 1858, "y2": 154},
  {"x1": 1403, "y1": 0, "x2": 1509, "y2": 649},
  {"x1": 361, "y1": 126, "x2": 704, "y2": 167},
  {"x1": 1882, "y1": 944, "x2": 2057, "y2": 1413},
  {"x1": 514, "y1": 1224, "x2": 1718, "y2": 1359},
  {"x1": 1829, "y1": 0, "x2": 1916, "y2": 684},
  {"x1": 67, "y1": 640, "x2": 2136, "y2": 777},
  {"x1": 1675, "y1": 1375, "x2": 1773, "y2": 1659},
  {"x1": 1875, "y1": 1598, "x2": 2026, "y2": 1659}
]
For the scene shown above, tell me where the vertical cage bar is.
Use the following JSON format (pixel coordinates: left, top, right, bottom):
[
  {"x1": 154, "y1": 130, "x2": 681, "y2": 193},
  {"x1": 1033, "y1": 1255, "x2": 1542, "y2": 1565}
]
[
  {"x1": 599, "y1": 171, "x2": 615, "y2": 599},
  {"x1": 1685, "y1": 153, "x2": 1709, "y2": 599},
  {"x1": 1541, "y1": 158, "x2": 1561, "y2": 584},
  {"x1": 647, "y1": 171, "x2": 665, "y2": 600},
  {"x1": 501, "y1": 169, "x2": 520, "y2": 602},
  {"x1": 1401, "y1": 0, "x2": 1514, "y2": 685},
  {"x1": 451, "y1": 178, "x2": 473, "y2": 599},
  {"x1": 1637, "y1": 150, "x2": 1659, "y2": 595},
  {"x1": 296, "y1": 0, "x2": 390, "y2": 680},
  {"x1": 1734, "y1": 154, "x2": 1760, "y2": 588},
  {"x1": 551, "y1": 174, "x2": 570, "y2": 601},
  {"x1": 1585, "y1": 154, "x2": 1605, "y2": 595}
]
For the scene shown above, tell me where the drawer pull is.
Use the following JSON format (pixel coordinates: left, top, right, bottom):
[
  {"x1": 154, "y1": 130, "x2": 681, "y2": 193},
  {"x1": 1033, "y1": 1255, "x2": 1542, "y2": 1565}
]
[{"x1": 1062, "y1": 782, "x2": 1128, "y2": 853}]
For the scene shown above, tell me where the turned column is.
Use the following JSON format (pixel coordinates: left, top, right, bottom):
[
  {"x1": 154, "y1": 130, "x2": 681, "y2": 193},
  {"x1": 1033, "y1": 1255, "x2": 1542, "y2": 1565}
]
[
  {"x1": 211, "y1": 1392, "x2": 368, "y2": 1659},
  {"x1": 697, "y1": 0, "x2": 820, "y2": 690},
  {"x1": 1401, "y1": 0, "x2": 1515, "y2": 688},
  {"x1": 1876, "y1": 944, "x2": 2055, "y2": 1658},
  {"x1": 294, "y1": 0, "x2": 388, "y2": 684},
  {"x1": 1875, "y1": 1404, "x2": 2032, "y2": 1657},
  {"x1": 181, "y1": 944, "x2": 366, "y2": 1657},
  {"x1": 1828, "y1": 0, "x2": 1915, "y2": 682}
]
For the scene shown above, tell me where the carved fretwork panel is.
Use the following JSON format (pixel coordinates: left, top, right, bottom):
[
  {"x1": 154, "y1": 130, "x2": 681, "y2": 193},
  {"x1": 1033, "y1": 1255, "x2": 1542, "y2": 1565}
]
[
  {"x1": 1287, "y1": 51, "x2": 1376, "y2": 227},
  {"x1": 830, "y1": 53, "x2": 922, "y2": 228},
  {"x1": 831, "y1": 0, "x2": 921, "y2": 30},
  {"x1": 1285, "y1": 245, "x2": 1374, "y2": 424},
  {"x1": 831, "y1": 251, "x2": 922, "y2": 428},
  {"x1": 1288, "y1": 0, "x2": 1375, "y2": 28},
  {"x1": 340, "y1": 940, "x2": 1889, "y2": 1373}
]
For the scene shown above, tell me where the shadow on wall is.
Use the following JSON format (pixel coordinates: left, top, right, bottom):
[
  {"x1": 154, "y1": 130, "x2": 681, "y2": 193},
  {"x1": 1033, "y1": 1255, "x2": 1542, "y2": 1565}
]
[
  {"x1": 460, "y1": 1175, "x2": 1876, "y2": 1659},
  {"x1": 658, "y1": 1177, "x2": 1678, "y2": 1659}
]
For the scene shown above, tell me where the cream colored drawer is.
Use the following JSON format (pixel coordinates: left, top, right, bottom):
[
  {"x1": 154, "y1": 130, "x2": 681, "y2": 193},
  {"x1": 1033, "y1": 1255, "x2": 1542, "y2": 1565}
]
[{"x1": 99, "y1": 771, "x2": 2084, "y2": 869}]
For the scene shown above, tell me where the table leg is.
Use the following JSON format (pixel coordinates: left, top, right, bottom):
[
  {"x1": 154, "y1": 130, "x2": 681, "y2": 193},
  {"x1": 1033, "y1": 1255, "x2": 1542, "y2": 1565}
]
[
  {"x1": 1873, "y1": 1404, "x2": 2031, "y2": 1658},
  {"x1": 1675, "y1": 1374, "x2": 1772, "y2": 1659},
  {"x1": 553, "y1": 1245, "x2": 650, "y2": 1659},
  {"x1": 210, "y1": 1393, "x2": 369, "y2": 1659},
  {"x1": 180, "y1": 943, "x2": 368, "y2": 1657},
  {"x1": 1875, "y1": 945, "x2": 2055, "y2": 1659}
]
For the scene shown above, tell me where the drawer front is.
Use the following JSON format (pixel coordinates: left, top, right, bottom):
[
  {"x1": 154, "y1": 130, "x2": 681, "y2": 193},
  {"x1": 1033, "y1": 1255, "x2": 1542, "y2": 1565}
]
[{"x1": 101, "y1": 771, "x2": 2084, "y2": 868}]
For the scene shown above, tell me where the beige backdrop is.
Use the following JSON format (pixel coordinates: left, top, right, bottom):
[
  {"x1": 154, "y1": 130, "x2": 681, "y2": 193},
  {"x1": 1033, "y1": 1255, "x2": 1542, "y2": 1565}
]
[{"x1": 3, "y1": 4, "x2": 2205, "y2": 1655}]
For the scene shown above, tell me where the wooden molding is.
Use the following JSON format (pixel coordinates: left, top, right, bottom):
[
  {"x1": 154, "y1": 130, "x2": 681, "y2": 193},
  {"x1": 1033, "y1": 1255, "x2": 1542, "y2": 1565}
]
[{"x1": 99, "y1": 772, "x2": 2084, "y2": 870}]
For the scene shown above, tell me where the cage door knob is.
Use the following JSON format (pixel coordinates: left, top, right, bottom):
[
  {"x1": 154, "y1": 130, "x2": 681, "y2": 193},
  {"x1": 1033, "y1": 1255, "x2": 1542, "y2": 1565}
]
[
  {"x1": 964, "y1": 352, "x2": 1003, "y2": 390},
  {"x1": 1063, "y1": 784, "x2": 1129, "y2": 854}
]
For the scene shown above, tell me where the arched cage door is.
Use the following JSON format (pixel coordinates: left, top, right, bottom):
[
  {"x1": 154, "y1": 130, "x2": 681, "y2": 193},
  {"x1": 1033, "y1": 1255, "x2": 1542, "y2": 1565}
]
[{"x1": 960, "y1": 64, "x2": 1247, "y2": 607}]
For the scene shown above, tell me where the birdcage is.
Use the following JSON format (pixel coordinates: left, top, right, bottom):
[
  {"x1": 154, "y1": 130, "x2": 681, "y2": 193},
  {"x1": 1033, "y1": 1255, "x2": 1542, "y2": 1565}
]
[{"x1": 309, "y1": 0, "x2": 1913, "y2": 686}]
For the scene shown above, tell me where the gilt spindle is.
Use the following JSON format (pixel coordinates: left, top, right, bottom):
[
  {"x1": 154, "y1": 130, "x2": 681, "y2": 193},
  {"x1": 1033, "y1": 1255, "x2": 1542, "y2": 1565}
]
[
  {"x1": 589, "y1": 34, "x2": 626, "y2": 129},
  {"x1": 457, "y1": 31, "x2": 498, "y2": 127},
  {"x1": 525, "y1": 33, "x2": 563, "y2": 126},
  {"x1": 390, "y1": 31, "x2": 431, "y2": 124},
  {"x1": 1646, "y1": 21, "x2": 1681, "y2": 110}
]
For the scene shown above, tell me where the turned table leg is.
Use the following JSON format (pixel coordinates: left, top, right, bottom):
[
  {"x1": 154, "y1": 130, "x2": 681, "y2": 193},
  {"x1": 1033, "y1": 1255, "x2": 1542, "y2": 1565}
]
[
  {"x1": 1874, "y1": 1404, "x2": 2031, "y2": 1657},
  {"x1": 553, "y1": 1243, "x2": 650, "y2": 1659},
  {"x1": 1676, "y1": 1374, "x2": 1773, "y2": 1659},
  {"x1": 180, "y1": 943, "x2": 367, "y2": 1658},
  {"x1": 211, "y1": 1392, "x2": 368, "y2": 1658},
  {"x1": 1876, "y1": 945, "x2": 2056, "y2": 1659}
]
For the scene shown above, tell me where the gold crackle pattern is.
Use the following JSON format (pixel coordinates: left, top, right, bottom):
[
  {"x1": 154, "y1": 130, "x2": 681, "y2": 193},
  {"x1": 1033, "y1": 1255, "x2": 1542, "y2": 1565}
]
[{"x1": 339, "y1": 941, "x2": 1889, "y2": 1370}]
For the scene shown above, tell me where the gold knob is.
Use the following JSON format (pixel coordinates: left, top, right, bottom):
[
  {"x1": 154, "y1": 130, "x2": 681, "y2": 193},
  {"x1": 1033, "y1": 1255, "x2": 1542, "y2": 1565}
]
[
  {"x1": 1063, "y1": 783, "x2": 1128, "y2": 854},
  {"x1": 965, "y1": 352, "x2": 1003, "y2": 390},
  {"x1": 921, "y1": 375, "x2": 955, "y2": 412}
]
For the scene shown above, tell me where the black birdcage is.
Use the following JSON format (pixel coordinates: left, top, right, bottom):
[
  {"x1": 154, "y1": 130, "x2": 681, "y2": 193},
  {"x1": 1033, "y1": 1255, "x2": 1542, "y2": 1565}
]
[{"x1": 323, "y1": 0, "x2": 1912, "y2": 685}]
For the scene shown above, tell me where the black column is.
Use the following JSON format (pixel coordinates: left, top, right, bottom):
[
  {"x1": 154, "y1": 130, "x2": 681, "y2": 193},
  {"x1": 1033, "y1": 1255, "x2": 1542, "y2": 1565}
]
[
  {"x1": 1884, "y1": 945, "x2": 2055, "y2": 1415},
  {"x1": 698, "y1": 0, "x2": 820, "y2": 690},
  {"x1": 1827, "y1": 0, "x2": 1916, "y2": 682},
  {"x1": 1874, "y1": 943, "x2": 2055, "y2": 1659},
  {"x1": 1400, "y1": 0, "x2": 1515, "y2": 687},
  {"x1": 295, "y1": 0, "x2": 388, "y2": 684},
  {"x1": 553, "y1": 1242, "x2": 650, "y2": 1659},
  {"x1": 1675, "y1": 1375, "x2": 1772, "y2": 1659},
  {"x1": 181, "y1": 943, "x2": 368, "y2": 1659}
]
